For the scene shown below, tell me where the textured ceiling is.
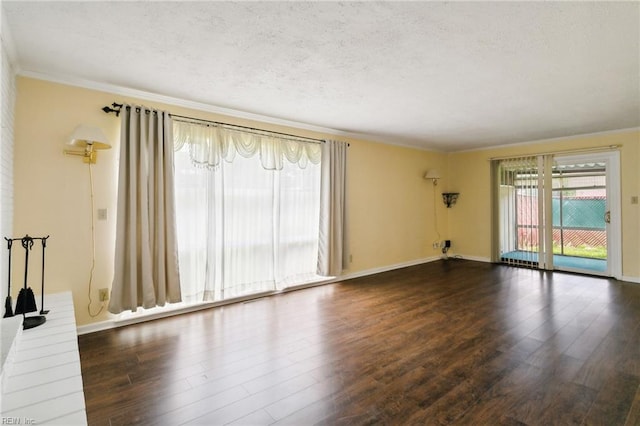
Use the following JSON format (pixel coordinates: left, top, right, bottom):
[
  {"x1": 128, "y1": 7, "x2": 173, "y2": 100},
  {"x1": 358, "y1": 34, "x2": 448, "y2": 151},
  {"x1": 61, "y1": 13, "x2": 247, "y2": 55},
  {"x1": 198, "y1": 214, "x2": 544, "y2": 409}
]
[{"x1": 2, "y1": 1, "x2": 639, "y2": 151}]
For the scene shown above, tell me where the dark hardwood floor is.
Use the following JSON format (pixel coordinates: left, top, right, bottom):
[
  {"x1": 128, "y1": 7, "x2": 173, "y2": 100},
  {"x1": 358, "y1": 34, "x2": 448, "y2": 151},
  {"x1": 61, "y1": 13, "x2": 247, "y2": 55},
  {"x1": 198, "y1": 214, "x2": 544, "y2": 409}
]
[{"x1": 79, "y1": 260, "x2": 640, "y2": 425}]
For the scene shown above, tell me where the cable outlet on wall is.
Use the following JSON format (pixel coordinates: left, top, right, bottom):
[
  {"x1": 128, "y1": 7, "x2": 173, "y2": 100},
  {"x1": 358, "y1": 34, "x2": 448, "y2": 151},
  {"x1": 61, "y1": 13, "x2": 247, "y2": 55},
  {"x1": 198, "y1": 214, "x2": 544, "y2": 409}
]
[{"x1": 99, "y1": 288, "x2": 109, "y2": 302}]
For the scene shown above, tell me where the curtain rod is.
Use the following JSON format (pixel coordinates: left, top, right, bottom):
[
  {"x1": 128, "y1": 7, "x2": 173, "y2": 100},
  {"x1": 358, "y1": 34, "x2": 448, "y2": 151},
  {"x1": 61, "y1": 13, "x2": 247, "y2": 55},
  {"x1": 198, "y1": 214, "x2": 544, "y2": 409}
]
[
  {"x1": 488, "y1": 144, "x2": 621, "y2": 161},
  {"x1": 102, "y1": 103, "x2": 345, "y2": 146},
  {"x1": 170, "y1": 114, "x2": 325, "y2": 144}
]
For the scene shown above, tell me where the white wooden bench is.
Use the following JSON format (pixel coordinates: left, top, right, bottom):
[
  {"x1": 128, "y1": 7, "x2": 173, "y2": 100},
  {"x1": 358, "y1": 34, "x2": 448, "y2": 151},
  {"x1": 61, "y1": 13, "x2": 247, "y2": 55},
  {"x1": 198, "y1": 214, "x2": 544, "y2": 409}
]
[{"x1": 1, "y1": 292, "x2": 87, "y2": 424}]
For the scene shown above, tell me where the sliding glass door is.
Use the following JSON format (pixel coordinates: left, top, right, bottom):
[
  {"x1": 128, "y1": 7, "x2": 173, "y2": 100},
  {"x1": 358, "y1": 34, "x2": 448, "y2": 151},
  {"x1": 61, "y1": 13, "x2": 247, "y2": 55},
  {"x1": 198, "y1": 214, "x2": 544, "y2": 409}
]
[
  {"x1": 493, "y1": 151, "x2": 621, "y2": 278},
  {"x1": 551, "y1": 152, "x2": 621, "y2": 277}
]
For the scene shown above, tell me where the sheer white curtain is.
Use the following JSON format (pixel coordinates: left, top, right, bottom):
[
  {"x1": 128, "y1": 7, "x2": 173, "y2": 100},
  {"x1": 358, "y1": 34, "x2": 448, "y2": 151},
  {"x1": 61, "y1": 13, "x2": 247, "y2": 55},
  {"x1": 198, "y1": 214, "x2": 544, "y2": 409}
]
[
  {"x1": 173, "y1": 121, "x2": 322, "y2": 302},
  {"x1": 173, "y1": 121, "x2": 321, "y2": 169}
]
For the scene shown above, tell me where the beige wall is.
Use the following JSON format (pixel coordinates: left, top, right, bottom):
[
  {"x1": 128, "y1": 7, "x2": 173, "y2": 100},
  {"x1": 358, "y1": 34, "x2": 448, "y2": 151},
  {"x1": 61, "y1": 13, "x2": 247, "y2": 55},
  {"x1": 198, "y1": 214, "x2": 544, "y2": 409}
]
[
  {"x1": 14, "y1": 79, "x2": 118, "y2": 325},
  {"x1": 13, "y1": 77, "x2": 448, "y2": 325},
  {"x1": 346, "y1": 140, "x2": 449, "y2": 272},
  {"x1": 447, "y1": 131, "x2": 640, "y2": 279},
  {"x1": 14, "y1": 76, "x2": 639, "y2": 326}
]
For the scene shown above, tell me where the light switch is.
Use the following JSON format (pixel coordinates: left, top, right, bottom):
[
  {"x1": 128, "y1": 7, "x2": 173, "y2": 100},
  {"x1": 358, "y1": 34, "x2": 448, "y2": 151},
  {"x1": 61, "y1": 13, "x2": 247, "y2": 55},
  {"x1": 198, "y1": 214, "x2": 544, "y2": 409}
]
[{"x1": 632, "y1": 196, "x2": 639, "y2": 205}]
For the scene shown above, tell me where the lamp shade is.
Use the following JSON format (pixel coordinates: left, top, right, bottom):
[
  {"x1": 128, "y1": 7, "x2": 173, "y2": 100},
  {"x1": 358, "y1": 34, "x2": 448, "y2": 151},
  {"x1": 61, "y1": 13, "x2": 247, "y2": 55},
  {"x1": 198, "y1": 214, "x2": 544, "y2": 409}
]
[
  {"x1": 68, "y1": 125, "x2": 111, "y2": 150},
  {"x1": 424, "y1": 169, "x2": 440, "y2": 180}
]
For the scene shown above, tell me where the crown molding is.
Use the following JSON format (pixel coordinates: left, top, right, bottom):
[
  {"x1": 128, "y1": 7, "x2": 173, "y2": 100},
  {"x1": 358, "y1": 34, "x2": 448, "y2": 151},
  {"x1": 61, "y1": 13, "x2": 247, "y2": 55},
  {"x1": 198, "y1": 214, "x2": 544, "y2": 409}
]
[
  {"x1": 19, "y1": 69, "x2": 341, "y2": 131},
  {"x1": 15, "y1": 69, "x2": 637, "y2": 156},
  {"x1": 18, "y1": 69, "x2": 441, "y2": 152},
  {"x1": 454, "y1": 127, "x2": 640, "y2": 154},
  {"x1": 17, "y1": 69, "x2": 450, "y2": 153}
]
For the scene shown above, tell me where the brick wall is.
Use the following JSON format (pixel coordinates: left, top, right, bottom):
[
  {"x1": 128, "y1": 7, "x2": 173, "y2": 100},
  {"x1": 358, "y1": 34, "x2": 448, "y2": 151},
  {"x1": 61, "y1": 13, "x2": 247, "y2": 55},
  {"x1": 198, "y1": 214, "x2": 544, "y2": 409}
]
[{"x1": 1, "y1": 35, "x2": 16, "y2": 303}]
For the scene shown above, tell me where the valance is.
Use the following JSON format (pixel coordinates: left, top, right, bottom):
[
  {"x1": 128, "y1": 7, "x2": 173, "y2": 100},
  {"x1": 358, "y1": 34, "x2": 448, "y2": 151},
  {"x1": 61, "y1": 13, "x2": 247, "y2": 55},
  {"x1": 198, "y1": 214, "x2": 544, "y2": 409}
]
[{"x1": 173, "y1": 121, "x2": 321, "y2": 170}]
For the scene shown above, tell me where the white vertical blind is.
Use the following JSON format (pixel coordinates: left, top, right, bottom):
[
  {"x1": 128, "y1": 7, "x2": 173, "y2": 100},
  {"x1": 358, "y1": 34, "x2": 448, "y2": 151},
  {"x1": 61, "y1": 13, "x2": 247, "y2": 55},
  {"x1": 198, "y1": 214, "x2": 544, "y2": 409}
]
[
  {"x1": 495, "y1": 156, "x2": 541, "y2": 268},
  {"x1": 541, "y1": 155, "x2": 555, "y2": 270},
  {"x1": 494, "y1": 154, "x2": 558, "y2": 270}
]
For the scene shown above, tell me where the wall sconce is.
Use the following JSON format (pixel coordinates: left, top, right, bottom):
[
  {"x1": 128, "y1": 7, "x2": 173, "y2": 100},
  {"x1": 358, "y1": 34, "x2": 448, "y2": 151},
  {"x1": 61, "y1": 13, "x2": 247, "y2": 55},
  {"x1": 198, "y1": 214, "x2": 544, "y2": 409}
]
[
  {"x1": 424, "y1": 169, "x2": 440, "y2": 186},
  {"x1": 64, "y1": 125, "x2": 111, "y2": 163},
  {"x1": 442, "y1": 193, "x2": 460, "y2": 208}
]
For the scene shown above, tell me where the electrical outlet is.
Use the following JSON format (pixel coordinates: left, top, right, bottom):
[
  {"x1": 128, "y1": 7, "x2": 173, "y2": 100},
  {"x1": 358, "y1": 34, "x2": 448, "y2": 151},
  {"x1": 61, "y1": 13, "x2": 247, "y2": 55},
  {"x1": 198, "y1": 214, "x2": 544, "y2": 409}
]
[
  {"x1": 97, "y1": 208, "x2": 108, "y2": 221},
  {"x1": 98, "y1": 288, "x2": 109, "y2": 302},
  {"x1": 432, "y1": 242, "x2": 439, "y2": 249}
]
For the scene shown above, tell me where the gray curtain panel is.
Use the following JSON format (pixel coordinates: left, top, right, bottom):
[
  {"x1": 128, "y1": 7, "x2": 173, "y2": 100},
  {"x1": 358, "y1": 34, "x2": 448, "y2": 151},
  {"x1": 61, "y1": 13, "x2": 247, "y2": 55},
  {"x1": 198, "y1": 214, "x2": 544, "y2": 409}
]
[
  {"x1": 109, "y1": 105, "x2": 181, "y2": 314},
  {"x1": 317, "y1": 140, "x2": 349, "y2": 277}
]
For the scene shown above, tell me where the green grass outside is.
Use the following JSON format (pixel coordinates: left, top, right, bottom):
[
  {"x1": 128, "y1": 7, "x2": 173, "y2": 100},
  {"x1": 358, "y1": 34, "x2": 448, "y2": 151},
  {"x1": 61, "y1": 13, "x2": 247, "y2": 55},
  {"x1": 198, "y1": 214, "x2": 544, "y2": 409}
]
[
  {"x1": 552, "y1": 243, "x2": 607, "y2": 259},
  {"x1": 521, "y1": 243, "x2": 607, "y2": 259}
]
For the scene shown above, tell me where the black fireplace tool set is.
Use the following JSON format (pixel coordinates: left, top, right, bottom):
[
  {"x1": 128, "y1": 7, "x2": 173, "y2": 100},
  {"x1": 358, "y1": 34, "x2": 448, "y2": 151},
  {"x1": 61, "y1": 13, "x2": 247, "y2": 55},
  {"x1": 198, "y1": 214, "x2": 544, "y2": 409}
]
[{"x1": 3, "y1": 235, "x2": 49, "y2": 329}]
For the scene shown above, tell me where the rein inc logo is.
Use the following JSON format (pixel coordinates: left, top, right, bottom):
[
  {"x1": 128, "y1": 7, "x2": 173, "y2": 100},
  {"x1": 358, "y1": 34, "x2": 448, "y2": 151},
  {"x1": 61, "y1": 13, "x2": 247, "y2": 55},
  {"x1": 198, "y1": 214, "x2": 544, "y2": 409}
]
[{"x1": 1, "y1": 418, "x2": 35, "y2": 425}]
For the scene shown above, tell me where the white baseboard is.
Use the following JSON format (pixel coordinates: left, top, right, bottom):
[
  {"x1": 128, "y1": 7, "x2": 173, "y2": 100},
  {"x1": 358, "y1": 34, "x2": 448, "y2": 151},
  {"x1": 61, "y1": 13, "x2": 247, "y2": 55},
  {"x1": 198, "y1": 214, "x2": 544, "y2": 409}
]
[
  {"x1": 77, "y1": 292, "x2": 296, "y2": 335},
  {"x1": 337, "y1": 256, "x2": 441, "y2": 281},
  {"x1": 77, "y1": 320, "x2": 115, "y2": 335},
  {"x1": 621, "y1": 275, "x2": 640, "y2": 284},
  {"x1": 77, "y1": 255, "x2": 635, "y2": 335},
  {"x1": 76, "y1": 256, "x2": 444, "y2": 335},
  {"x1": 449, "y1": 254, "x2": 492, "y2": 263}
]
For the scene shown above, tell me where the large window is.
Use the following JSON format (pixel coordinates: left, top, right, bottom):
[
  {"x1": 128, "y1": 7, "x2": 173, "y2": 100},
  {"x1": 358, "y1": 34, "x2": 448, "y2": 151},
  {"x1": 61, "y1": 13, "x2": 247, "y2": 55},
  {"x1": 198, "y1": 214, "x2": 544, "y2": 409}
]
[{"x1": 173, "y1": 123, "x2": 322, "y2": 303}]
